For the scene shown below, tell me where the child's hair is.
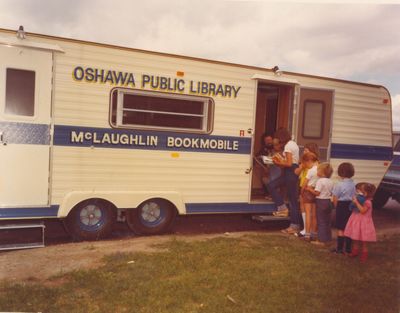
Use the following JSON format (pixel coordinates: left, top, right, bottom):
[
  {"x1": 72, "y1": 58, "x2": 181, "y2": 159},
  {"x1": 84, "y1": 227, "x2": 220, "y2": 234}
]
[
  {"x1": 355, "y1": 182, "x2": 366, "y2": 190},
  {"x1": 363, "y1": 183, "x2": 376, "y2": 198},
  {"x1": 274, "y1": 128, "x2": 292, "y2": 145},
  {"x1": 337, "y1": 162, "x2": 355, "y2": 178},
  {"x1": 301, "y1": 152, "x2": 318, "y2": 163},
  {"x1": 304, "y1": 142, "x2": 320, "y2": 159},
  {"x1": 318, "y1": 162, "x2": 333, "y2": 178}
]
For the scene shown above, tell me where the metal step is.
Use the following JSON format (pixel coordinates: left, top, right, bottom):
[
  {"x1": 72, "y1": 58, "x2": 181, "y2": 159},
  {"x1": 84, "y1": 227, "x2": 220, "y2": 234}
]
[
  {"x1": 0, "y1": 222, "x2": 45, "y2": 251},
  {"x1": 251, "y1": 215, "x2": 290, "y2": 222}
]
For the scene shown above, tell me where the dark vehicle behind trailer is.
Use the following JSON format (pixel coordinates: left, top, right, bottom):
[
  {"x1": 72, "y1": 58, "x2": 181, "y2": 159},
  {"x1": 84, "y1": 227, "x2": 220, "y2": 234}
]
[{"x1": 373, "y1": 139, "x2": 400, "y2": 208}]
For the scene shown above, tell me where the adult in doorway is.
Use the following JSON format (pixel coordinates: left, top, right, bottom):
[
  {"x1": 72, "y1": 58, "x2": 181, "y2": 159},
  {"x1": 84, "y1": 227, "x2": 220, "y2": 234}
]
[
  {"x1": 256, "y1": 133, "x2": 276, "y2": 199},
  {"x1": 267, "y1": 128, "x2": 301, "y2": 233}
]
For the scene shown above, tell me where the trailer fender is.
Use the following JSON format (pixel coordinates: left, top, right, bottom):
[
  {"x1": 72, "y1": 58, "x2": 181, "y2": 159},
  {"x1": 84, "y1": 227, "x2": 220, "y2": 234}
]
[{"x1": 57, "y1": 191, "x2": 186, "y2": 218}]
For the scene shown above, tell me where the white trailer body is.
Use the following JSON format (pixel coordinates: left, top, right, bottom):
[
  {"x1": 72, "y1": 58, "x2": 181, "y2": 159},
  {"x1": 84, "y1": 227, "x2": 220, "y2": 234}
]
[{"x1": 0, "y1": 28, "x2": 393, "y2": 239}]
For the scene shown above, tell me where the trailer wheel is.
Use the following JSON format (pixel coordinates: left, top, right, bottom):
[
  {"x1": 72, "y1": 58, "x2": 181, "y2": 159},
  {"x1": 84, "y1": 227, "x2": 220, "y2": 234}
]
[
  {"x1": 65, "y1": 199, "x2": 117, "y2": 241},
  {"x1": 373, "y1": 188, "x2": 390, "y2": 209},
  {"x1": 126, "y1": 198, "x2": 176, "y2": 235}
]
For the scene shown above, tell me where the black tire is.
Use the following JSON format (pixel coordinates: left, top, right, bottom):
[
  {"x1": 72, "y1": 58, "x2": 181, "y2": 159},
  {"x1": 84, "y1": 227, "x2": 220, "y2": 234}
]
[
  {"x1": 373, "y1": 188, "x2": 391, "y2": 209},
  {"x1": 64, "y1": 199, "x2": 117, "y2": 241},
  {"x1": 126, "y1": 198, "x2": 176, "y2": 235}
]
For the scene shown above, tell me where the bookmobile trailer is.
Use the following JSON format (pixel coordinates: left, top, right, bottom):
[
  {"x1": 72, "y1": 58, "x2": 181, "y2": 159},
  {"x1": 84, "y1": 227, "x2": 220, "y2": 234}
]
[{"x1": 0, "y1": 27, "x2": 394, "y2": 241}]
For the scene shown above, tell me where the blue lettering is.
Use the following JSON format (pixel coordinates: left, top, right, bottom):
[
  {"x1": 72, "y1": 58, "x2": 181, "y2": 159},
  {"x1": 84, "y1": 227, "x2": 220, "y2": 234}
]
[
  {"x1": 209, "y1": 83, "x2": 216, "y2": 96},
  {"x1": 150, "y1": 75, "x2": 159, "y2": 89},
  {"x1": 215, "y1": 84, "x2": 224, "y2": 96},
  {"x1": 104, "y1": 71, "x2": 114, "y2": 83},
  {"x1": 233, "y1": 86, "x2": 241, "y2": 98},
  {"x1": 177, "y1": 79, "x2": 185, "y2": 91},
  {"x1": 95, "y1": 69, "x2": 105, "y2": 83},
  {"x1": 225, "y1": 85, "x2": 232, "y2": 97},
  {"x1": 73, "y1": 66, "x2": 84, "y2": 81},
  {"x1": 142, "y1": 74, "x2": 150, "y2": 88},
  {"x1": 127, "y1": 73, "x2": 135, "y2": 87},
  {"x1": 85, "y1": 67, "x2": 94, "y2": 82},
  {"x1": 114, "y1": 71, "x2": 128, "y2": 85},
  {"x1": 160, "y1": 76, "x2": 168, "y2": 90},
  {"x1": 190, "y1": 81, "x2": 196, "y2": 93},
  {"x1": 201, "y1": 82, "x2": 208, "y2": 95}
]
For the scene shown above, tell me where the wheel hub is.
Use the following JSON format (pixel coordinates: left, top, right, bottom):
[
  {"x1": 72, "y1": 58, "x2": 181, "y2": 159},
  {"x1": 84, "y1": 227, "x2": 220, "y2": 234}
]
[
  {"x1": 80, "y1": 204, "x2": 102, "y2": 226},
  {"x1": 141, "y1": 202, "x2": 161, "y2": 223}
]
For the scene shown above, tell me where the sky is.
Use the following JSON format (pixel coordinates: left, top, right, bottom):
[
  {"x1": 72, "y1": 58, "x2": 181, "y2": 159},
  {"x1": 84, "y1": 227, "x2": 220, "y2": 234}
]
[{"x1": 0, "y1": 0, "x2": 399, "y2": 131}]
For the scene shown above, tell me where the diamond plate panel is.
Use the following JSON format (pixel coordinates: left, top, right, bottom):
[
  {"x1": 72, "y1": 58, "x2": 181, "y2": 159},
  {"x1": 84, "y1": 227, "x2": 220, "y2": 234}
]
[{"x1": 0, "y1": 121, "x2": 50, "y2": 145}]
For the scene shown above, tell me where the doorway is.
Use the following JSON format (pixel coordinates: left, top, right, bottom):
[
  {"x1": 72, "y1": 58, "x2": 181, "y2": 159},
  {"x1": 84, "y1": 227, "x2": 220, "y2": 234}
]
[{"x1": 250, "y1": 82, "x2": 294, "y2": 201}]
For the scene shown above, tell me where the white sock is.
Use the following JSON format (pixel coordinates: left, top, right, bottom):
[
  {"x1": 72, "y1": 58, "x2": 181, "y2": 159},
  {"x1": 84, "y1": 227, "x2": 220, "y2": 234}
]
[{"x1": 299, "y1": 213, "x2": 306, "y2": 234}]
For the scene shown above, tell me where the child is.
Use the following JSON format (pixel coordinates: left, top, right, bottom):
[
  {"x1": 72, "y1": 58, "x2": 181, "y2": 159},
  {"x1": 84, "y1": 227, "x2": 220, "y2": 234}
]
[
  {"x1": 344, "y1": 183, "x2": 377, "y2": 262},
  {"x1": 299, "y1": 152, "x2": 319, "y2": 241},
  {"x1": 295, "y1": 143, "x2": 320, "y2": 237},
  {"x1": 349, "y1": 182, "x2": 366, "y2": 213},
  {"x1": 268, "y1": 128, "x2": 301, "y2": 234},
  {"x1": 331, "y1": 162, "x2": 356, "y2": 254},
  {"x1": 307, "y1": 163, "x2": 334, "y2": 246}
]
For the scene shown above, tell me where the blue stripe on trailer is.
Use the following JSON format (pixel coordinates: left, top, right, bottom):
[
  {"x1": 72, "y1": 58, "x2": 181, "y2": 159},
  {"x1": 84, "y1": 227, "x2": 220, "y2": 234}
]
[
  {"x1": 54, "y1": 125, "x2": 252, "y2": 155},
  {"x1": 330, "y1": 143, "x2": 393, "y2": 161},
  {"x1": 0, "y1": 206, "x2": 59, "y2": 219},
  {"x1": 186, "y1": 202, "x2": 277, "y2": 214},
  {"x1": 391, "y1": 155, "x2": 400, "y2": 166},
  {"x1": 1, "y1": 121, "x2": 394, "y2": 161}
]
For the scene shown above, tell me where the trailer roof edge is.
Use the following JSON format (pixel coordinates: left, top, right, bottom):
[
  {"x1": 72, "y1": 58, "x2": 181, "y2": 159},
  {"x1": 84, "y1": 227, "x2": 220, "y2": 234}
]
[{"x1": 0, "y1": 27, "x2": 389, "y2": 91}]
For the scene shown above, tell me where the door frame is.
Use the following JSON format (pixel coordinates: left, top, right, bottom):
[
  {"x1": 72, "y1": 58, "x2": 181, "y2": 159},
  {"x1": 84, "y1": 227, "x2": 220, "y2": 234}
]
[{"x1": 248, "y1": 77, "x2": 299, "y2": 202}]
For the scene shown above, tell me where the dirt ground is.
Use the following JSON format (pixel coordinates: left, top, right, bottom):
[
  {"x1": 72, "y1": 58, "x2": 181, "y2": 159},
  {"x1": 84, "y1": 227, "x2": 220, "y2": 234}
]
[{"x1": 0, "y1": 202, "x2": 399, "y2": 283}]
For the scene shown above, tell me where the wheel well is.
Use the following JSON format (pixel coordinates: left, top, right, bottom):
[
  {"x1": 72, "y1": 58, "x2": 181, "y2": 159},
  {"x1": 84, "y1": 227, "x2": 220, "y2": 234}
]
[
  {"x1": 70, "y1": 198, "x2": 118, "y2": 215},
  {"x1": 137, "y1": 197, "x2": 178, "y2": 214}
]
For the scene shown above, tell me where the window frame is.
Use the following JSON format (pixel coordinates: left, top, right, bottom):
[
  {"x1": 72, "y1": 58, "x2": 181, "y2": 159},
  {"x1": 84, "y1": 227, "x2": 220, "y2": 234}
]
[
  {"x1": 109, "y1": 88, "x2": 214, "y2": 134},
  {"x1": 4, "y1": 67, "x2": 36, "y2": 118},
  {"x1": 301, "y1": 99, "x2": 325, "y2": 140}
]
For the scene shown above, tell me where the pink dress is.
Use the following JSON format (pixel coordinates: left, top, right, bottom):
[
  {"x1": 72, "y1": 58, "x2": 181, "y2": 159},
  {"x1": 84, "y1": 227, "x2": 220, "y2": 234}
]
[{"x1": 344, "y1": 200, "x2": 376, "y2": 242}]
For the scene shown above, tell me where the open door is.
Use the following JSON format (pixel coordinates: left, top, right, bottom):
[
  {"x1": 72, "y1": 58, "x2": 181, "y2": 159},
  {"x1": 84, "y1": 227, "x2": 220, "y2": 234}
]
[
  {"x1": 296, "y1": 88, "x2": 334, "y2": 161},
  {"x1": 250, "y1": 82, "x2": 295, "y2": 201},
  {"x1": 0, "y1": 45, "x2": 53, "y2": 207}
]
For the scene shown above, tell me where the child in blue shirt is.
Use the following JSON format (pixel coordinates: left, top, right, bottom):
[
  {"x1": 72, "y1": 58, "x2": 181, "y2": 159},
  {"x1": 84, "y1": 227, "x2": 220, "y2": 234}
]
[{"x1": 332, "y1": 162, "x2": 356, "y2": 254}]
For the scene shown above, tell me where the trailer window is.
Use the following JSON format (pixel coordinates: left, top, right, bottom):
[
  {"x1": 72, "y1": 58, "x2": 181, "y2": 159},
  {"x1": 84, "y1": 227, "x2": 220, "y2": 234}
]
[
  {"x1": 5, "y1": 68, "x2": 35, "y2": 116},
  {"x1": 302, "y1": 100, "x2": 325, "y2": 139},
  {"x1": 110, "y1": 89, "x2": 214, "y2": 133}
]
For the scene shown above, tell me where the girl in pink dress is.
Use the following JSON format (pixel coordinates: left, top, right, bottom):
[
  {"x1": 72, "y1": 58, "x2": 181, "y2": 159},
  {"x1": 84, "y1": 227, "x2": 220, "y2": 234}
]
[{"x1": 344, "y1": 183, "x2": 377, "y2": 263}]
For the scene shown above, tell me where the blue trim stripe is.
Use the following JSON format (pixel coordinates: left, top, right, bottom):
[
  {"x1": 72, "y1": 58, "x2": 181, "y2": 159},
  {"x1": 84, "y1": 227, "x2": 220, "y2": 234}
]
[
  {"x1": 54, "y1": 125, "x2": 251, "y2": 155},
  {"x1": 0, "y1": 121, "x2": 50, "y2": 145},
  {"x1": 186, "y1": 202, "x2": 277, "y2": 214},
  {"x1": 0, "y1": 205, "x2": 59, "y2": 219},
  {"x1": 0, "y1": 121, "x2": 393, "y2": 161},
  {"x1": 391, "y1": 155, "x2": 400, "y2": 166},
  {"x1": 330, "y1": 143, "x2": 393, "y2": 161},
  {"x1": 0, "y1": 203, "x2": 276, "y2": 218}
]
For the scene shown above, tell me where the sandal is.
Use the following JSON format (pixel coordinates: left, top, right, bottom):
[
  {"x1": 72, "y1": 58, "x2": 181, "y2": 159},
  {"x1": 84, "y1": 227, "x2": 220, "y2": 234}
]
[
  {"x1": 272, "y1": 209, "x2": 289, "y2": 217},
  {"x1": 281, "y1": 227, "x2": 298, "y2": 234}
]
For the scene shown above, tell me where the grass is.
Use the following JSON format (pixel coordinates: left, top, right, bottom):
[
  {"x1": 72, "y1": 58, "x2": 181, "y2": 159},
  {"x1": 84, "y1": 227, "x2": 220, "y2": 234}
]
[{"x1": 0, "y1": 233, "x2": 399, "y2": 313}]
